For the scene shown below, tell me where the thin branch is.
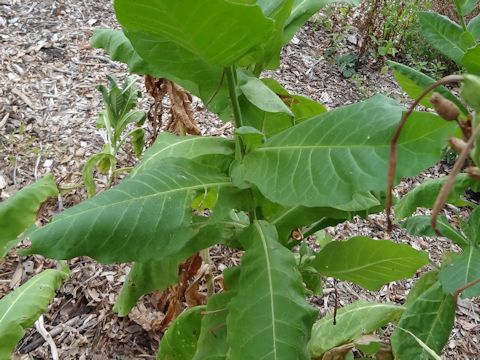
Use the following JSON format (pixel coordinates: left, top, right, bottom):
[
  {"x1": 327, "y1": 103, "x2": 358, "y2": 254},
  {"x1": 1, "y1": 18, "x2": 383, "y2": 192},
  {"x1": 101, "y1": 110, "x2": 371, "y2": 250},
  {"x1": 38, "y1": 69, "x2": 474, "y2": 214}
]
[
  {"x1": 35, "y1": 315, "x2": 59, "y2": 360},
  {"x1": 386, "y1": 75, "x2": 464, "y2": 231},
  {"x1": 205, "y1": 69, "x2": 226, "y2": 106},
  {"x1": 431, "y1": 122, "x2": 480, "y2": 235},
  {"x1": 454, "y1": 278, "x2": 480, "y2": 306}
]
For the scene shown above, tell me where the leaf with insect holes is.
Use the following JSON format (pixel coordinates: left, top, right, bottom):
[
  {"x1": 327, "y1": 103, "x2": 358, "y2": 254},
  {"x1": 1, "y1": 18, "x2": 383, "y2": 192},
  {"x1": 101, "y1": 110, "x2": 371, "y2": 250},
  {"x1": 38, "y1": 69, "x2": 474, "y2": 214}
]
[
  {"x1": 238, "y1": 95, "x2": 456, "y2": 209},
  {"x1": 24, "y1": 158, "x2": 233, "y2": 263},
  {"x1": 226, "y1": 221, "x2": 318, "y2": 359},
  {"x1": 419, "y1": 12, "x2": 466, "y2": 63},
  {"x1": 0, "y1": 269, "x2": 68, "y2": 359},
  {"x1": 0, "y1": 174, "x2": 58, "y2": 258},
  {"x1": 311, "y1": 237, "x2": 429, "y2": 290},
  {"x1": 391, "y1": 283, "x2": 455, "y2": 360},
  {"x1": 387, "y1": 61, "x2": 468, "y2": 115},
  {"x1": 157, "y1": 306, "x2": 206, "y2": 360},
  {"x1": 308, "y1": 301, "x2": 404, "y2": 358}
]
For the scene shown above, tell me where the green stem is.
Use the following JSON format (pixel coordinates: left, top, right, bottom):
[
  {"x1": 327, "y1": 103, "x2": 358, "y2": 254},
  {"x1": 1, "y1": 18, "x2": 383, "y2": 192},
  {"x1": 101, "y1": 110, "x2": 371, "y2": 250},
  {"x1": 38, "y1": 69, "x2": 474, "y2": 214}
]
[
  {"x1": 454, "y1": 3, "x2": 467, "y2": 31},
  {"x1": 472, "y1": 113, "x2": 480, "y2": 166},
  {"x1": 225, "y1": 65, "x2": 245, "y2": 160}
]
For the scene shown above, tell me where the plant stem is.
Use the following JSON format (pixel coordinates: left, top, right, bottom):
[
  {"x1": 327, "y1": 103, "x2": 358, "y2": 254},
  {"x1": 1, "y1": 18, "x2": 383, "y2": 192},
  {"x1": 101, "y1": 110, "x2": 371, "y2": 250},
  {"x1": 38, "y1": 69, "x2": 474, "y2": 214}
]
[
  {"x1": 225, "y1": 65, "x2": 245, "y2": 160},
  {"x1": 454, "y1": 3, "x2": 467, "y2": 31}
]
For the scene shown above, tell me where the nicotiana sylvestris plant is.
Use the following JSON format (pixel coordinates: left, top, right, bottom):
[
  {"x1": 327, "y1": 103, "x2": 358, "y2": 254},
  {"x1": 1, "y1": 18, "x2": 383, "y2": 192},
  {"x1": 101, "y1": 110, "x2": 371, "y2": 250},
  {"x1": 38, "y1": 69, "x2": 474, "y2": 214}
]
[{"x1": 12, "y1": 0, "x2": 480, "y2": 358}]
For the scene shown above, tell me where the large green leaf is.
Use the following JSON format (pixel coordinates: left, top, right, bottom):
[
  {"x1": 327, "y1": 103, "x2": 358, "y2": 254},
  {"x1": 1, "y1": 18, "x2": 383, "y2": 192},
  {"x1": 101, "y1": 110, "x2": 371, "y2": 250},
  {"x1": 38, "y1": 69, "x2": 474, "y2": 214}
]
[
  {"x1": 132, "y1": 133, "x2": 234, "y2": 176},
  {"x1": 439, "y1": 246, "x2": 480, "y2": 298},
  {"x1": 402, "y1": 215, "x2": 468, "y2": 248},
  {"x1": 406, "y1": 271, "x2": 439, "y2": 306},
  {"x1": 395, "y1": 174, "x2": 476, "y2": 220},
  {"x1": 311, "y1": 237, "x2": 429, "y2": 290},
  {"x1": 226, "y1": 221, "x2": 317, "y2": 359},
  {"x1": 308, "y1": 301, "x2": 404, "y2": 358},
  {"x1": 391, "y1": 283, "x2": 455, "y2": 359},
  {"x1": 157, "y1": 306, "x2": 206, "y2": 360},
  {"x1": 0, "y1": 269, "x2": 68, "y2": 359},
  {"x1": 461, "y1": 44, "x2": 480, "y2": 75},
  {"x1": 24, "y1": 159, "x2": 232, "y2": 263},
  {"x1": 238, "y1": 95, "x2": 455, "y2": 208},
  {"x1": 387, "y1": 61, "x2": 468, "y2": 115},
  {"x1": 463, "y1": 206, "x2": 480, "y2": 246},
  {"x1": 0, "y1": 174, "x2": 58, "y2": 258},
  {"x1": 115, "y1": 0, "x2": 274, "y2": 67},
  {"x1": 419, "y1": 12, "x2": 466, "y2": 63}
]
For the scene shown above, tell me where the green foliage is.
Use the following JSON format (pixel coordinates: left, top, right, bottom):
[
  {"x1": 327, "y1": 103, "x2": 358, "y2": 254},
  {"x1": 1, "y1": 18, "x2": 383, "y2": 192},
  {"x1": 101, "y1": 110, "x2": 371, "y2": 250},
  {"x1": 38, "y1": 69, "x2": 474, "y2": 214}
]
[
  {"x1": 84, "y1": 76, "x2": 146, "y2": 197},
  {"x1": 391, "y1": 283, "x2": 455, "y2": 359},
  {"x1": 15, "y1": 0, "x2": 480, "y2": 358},
  {"x1": 310, "y1": 236, "x2": 429, "y2": 290},
  {"x1": 0, "y1": 174, "x2": 58, "y2": 257},
  {"x1": 309, "y1": 301, "x2": 404, "y2": 358},
  {"x1": 0, "y1": 269, "x2": 68, "y2": 359}
]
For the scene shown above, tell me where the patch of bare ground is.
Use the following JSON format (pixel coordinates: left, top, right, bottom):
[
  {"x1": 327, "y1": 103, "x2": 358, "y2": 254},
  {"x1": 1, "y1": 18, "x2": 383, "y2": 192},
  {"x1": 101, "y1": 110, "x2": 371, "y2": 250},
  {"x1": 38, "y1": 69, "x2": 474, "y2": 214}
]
[{"x1": 0, "y1": 1, "x2": 478, "y2": 358}]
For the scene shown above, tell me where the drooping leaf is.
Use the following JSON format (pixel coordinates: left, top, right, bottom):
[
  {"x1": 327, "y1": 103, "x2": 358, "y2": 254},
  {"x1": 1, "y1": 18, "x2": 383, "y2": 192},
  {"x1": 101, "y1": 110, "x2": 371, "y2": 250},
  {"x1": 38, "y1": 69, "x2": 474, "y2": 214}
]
[
  {"x1": 308, "y1": 301, "x2": 404, "y2": 358},
  {"x1": 0, "y1": 174, "x2": 58, "y2": 258},
  {"x1": 129, "y1": 128, "x2": 145, "y2": 158},
  {"x1": 283, "y1": 0, "x2": 336, "y2": 43},
  {"x1": 157, "y1": 306, "x2": 206, "y2": 360},
  {"x1": 0, "y1": 269, "x2": 68, "y2": 359},
  {"x1": 311, "y1": 237, "x2": 429, "y2": 290},
  {"x1": 387, "y1": 61, "x2": 468, "y2": 115},
  {"x1": 114, "y1": 259, "x2": 179, "y2": 317},
  {"x1": 115, "y1": 0, "x2": 275, "y2": 67},
  {"x1": 238, "y1": 95, "x2": 455, "y2": 208},
  {"x1": 25, "y1": 159, "x2": 232, "y2": 263},
  {"x1": 402, "y1": 215, "x2": 468, "y2": 248},
  {"x1": 419, "y1": 12, "x2": 466, "y2": 63},
  {"x1": 461, "y1": 44, "x2": 480, "y2": 75},
  {"x1": 394, "y1": 173, "x2": 476, "y2": 220},
  {"x1": 439, "y1": 246, "x2": 480, "y2": 298},
  {"x1": 226, "y1": 221, "x2": 317, "y2": 359},
  {"x1": 91, "y1": 29, "x2": 156, "y2": 75},
  {"x1": 391, "y1": 283, "x2": 455, "y2": 359},
  {"x1": 132, "y1": 133, "x2": 234, "y2": 176},
  {"x1": 467, "y1": 14, "x2": 480, "y2": 40},
  {"x1": 82, "y1": 152, "x2": 116, "y2": 198}
]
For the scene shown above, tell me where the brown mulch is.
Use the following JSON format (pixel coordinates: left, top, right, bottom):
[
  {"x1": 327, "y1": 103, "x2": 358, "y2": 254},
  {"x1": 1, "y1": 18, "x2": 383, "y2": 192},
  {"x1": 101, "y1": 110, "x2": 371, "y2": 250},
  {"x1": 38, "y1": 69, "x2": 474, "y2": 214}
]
[{"x1": 1, "y1": 1, "x2": 479, "y2": 359}]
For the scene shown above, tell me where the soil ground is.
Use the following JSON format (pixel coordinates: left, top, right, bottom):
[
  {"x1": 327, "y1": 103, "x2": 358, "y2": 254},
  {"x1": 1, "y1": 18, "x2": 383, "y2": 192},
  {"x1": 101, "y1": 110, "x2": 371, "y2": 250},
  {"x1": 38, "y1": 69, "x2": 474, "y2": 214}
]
[{"x1": 1, "y1": 1, "x2": 479, "y2": 359}]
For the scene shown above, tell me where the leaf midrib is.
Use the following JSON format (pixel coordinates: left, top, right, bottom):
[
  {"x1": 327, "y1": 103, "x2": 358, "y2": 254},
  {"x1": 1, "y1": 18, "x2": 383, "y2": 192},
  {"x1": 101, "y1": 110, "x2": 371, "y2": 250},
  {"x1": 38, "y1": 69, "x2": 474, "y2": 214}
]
[
  {"x1": 255, "y1": 221, "x2": 278, "y2": 359},
  {"x1": 320, "y1": 256, "x2": 420, "y2": 275}
]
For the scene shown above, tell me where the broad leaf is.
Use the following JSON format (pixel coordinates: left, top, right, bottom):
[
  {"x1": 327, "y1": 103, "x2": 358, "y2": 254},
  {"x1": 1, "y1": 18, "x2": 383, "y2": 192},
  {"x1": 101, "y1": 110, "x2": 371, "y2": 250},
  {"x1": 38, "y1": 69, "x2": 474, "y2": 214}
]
[
  {"x1": 157, "y1": 306, "x2": 206, "y2": 360},
  {"x1": 115, "y1": 0, "x2": 274, "y2": 67},
  {"x1": 419, "y1": 12, "x2": 466, "y2": 63},
  {"x1": 132, "y1": 133, "x2": 234, "y2": 176},
  {"x1": 239, "y1": 95, "x2": 455, "y2": 208},
  {"x1": 439, "y1": 246, "x2": 480, "y2": 298},
  {"x1": 406, "y1": 271, "x2": 439, "y2": 306},
  {"x1": 464, "y1": 206, "x2": 480, "y2": 246},
  {"x1": 193, "y1": 291, "x2": 235, "y2": 360},
  {"x1": 90, "y1": 29, "x2": 156, "y2": 75},
  {"x1": 308, "y1": 301, "x2": 404, "y2": 358},
  {"x1": 467, "y1": 13, "x2": 480, "y2": 40},
  {"x1": 402, "y1": 215, "x2": 468, "y2": 248},
  {"x1": 311, "y1": 237, "x2": 429, "y2": 290},
  {"x1": 391, "y1": 283, "x2": 455, "y2": 359},
  {"x1": 462, "y1": 44, "x2": 480, "y2": 75},
  {"x1": 454, "y1": 0, "x2": 479, "y2": 15},
  {"x1": 0, "y1": 174, "x2": 58, "y2": 257},
  {"x1": 0, "y1": 269, "x2": 68, "y2": 359},
  {"x1": 25, "y1": 159, "x2": 232, "y2": 263},
  {"x1": 388, "y1": 61, "x2": 468, "y2": 115},
  {"x1": 394, "y1": 173, "x2": 476, "y2": 220},
  {"x1": 235, "y1": 126, "x2": 265, "y2": 151},
  {"x1": 226, "y1": 221, "x2": 317, "y2": 359}
]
